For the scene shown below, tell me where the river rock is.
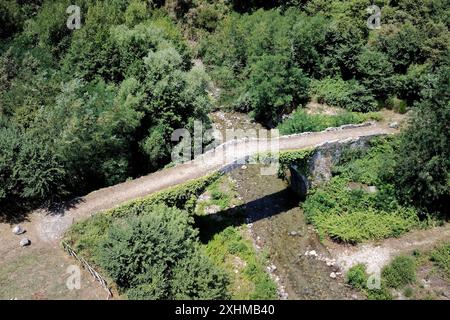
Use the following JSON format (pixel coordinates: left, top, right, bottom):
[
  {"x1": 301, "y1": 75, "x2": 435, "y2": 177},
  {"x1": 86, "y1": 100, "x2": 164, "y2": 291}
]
[
  {"x1": 204, "y1": 205, "x2": 221, "y2": 214},
  {"x1": 289, "y1": 231, "x2": 299, "y2": 236},
  {"x1": 330, "y1": 272, "x2": 337, "y2": 279},
  {"x1": 305, "y1": 250, "x2": 318, "y2": 257},
  {"x1": 12, "y1": 225, "x2": 25, "y2": 235},
  {"x1": 20, "y1": 238, "x2": 30, "y2": 247},
  {"x1": 326, "y1": 260, "x2": 335, "y2": 267},
  {"x1": 389, "y1": 122, "x2": 399, "y2": 129}
]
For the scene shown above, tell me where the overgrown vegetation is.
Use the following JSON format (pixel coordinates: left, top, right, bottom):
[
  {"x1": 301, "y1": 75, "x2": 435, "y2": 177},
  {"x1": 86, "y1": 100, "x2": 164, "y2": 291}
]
[
  {"x1": 1, "y1": 0, "x2": 449, "y2": 301},
  {"x1": 278, "y1": 109, "x2": 381, "y2": 135},
  {"x1": 65, "y1": 176, "x2": 229, "y2": 299},
  {"x1": 382, "y1": 255, "x2": 416, "y2": 288},
  {"x1": 205, "y1": 227, "x2": 278, "y2": 300},
  {"x1": 99, "y1": 204, "x2": 228, "y2": 300},
  {"x1": 430, "y1": 242, "x2": 450, "y2": 281},
  {"x1": 0, "y1": 1, "x2": 211, "y2": 206},
  {"x1": 346, "y1": 263, "x2": 368, "y2": 290},
  {"x1": 346, "y1": 243, "x2": 449, "y2": 300},
  {"x1": 65, "y1": 173, "x2": 276, "y2": 300},
  {"x1": 1, "y1": 1, "x2": 448, "y2": 218},
  {"x1": 195, "y1": 175, "x2": 239, "y2": 214},
  {"x1": 195, "y1": 175, "x2": 278, "y2": 299},
  {"x1": 65, "y1": 173, "x2": 221, "y2": 259},
  {"x1": 345, "y1": 256, "x2": 416, "y2": 300},
  {"x1": 303, "y1": 138, "x2": 428, "y2": 243}
]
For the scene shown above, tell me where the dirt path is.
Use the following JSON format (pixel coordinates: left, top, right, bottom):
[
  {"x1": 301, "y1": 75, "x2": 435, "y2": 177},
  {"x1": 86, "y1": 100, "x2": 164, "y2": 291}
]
[
  {"x1": 327, "y1": 224, "x2": 450, "y2": 274},
  {"x1": 0, "y1": 221, "x2": 109, "y2": 300},
  {"x1": 28, "y1": 122, "x2": 396, "y2": 242}
]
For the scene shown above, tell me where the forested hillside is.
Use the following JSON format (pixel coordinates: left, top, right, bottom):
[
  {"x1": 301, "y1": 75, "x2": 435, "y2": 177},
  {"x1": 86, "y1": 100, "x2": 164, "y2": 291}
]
[{"x1": 1, "y1": 0, "x2": 448, "y2": 216}]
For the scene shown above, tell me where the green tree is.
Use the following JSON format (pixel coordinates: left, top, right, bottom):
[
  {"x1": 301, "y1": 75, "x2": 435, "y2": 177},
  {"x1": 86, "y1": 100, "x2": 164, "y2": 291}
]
[
  {"x1": 395, "y1": 67, "x2": 450, "y2": 213},
  {"x1": 290, "y1": 14, "x2": 329, "y2": 77},
  {"x1": 375, "y1": 22, "x2": 425, "y2": 73},
  {"x1": 241, "y1": 54, "x2": 310, "y2": 126},
  {"x1": 356, "y1": 48, "x2": 394, "y2": 100}
]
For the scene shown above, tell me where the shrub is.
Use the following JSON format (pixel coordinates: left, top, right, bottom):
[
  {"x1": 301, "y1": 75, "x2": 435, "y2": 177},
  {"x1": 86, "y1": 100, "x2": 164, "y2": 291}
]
[
  {"x1": 394, "y1": 67, "x2": 449, "y2": 212},
  {"x1": 346, "y1": 264, "x2": 368, "y2": 290},
  {"x1": 403, "y1": 287, "x2": 414, "y2": 298},
  {"x1": 430, "y1": 242, "x2": 450, "y2": 279},
  {"x1": 98, "y1": 204, "x2": 198, "y2": 289},
  {"x1": 170, "y1": 249, "x2": 230, "y2": 300},
  {"x1": 311, "y1": 207, "x2": 419, "y2": 244},
  {"x1": 382, "y1": 255, "x2": 416, "y2": 288},
  {"x1": 108, "y1": 173, "x2": 221, "y2": 217},
  {"x1": 366, "y1": 286, "x2": 393, "y2": 300},
  {"x1": 310, "y1": 77, "x2": 377, "y2": 112},
  {"x1": 241, "y1": 54, "x2": 310, "y2": 126},
  {"x1": 98, "y1": 203, "x2": 229, "y2": 299}
]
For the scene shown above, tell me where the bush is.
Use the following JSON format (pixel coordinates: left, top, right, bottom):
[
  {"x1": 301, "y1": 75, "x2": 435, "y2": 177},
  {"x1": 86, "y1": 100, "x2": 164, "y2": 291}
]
[
  {"x1": 346, "y1": 264, "x2": 368, "y2": 290},
  {"x1": 170, "y1": 249, "x2": 230, "y2": 300},
  {"x1": 366, "y1": 286, "x2": 393, "y2": 300},
  {"x1": 108, "y1": 172, "x2": 221, "y2": 217},
  {"x1": 310, "y1": 77, "x2": 377, "y2": 112},
  {"x1": 241, "y1": 54, "x2": 310, "y2": 126},
  {"x1": 394, "y1": 67, "x2": 449, "y2": 212},
  {"x1": 98, "y1": 203, "x2": 229, "y2": 299},
  {"x1": 311, "y1": 207, "x2": 419, "y2": 244},
  {"x1": 98, "y1": 204, "x2": 198, "y2": 289},
  {"x1": 382, "y1": 255, "x2": 416, "y2": 288},
  {"x1": 430, "y1": 242, "x2": 450, "y2": 279}
]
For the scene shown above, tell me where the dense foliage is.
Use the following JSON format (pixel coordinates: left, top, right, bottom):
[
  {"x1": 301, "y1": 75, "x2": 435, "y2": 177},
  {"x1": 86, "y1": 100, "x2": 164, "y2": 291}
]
[
  {"x1": 302, "y1": 138, "x2": 426, "y2": 243},
  {"x1": 199, "y1": 0, "x2": 449, "y2": 125},
  {"x1": 98, "y1": 204, "x2": 228, "y2": 299},
  {"x1": 2, "y1": 1, "x2": 448, "y2": 216},
  {"x1": 64, "y1": 176, "x2": 229, "y2": 300},
  {"x1": 394, "y1": 67, "x2": 450, "y2": 213},
  {"x1": 0, "y1": 0, "x2": 212, "y2": 206}
]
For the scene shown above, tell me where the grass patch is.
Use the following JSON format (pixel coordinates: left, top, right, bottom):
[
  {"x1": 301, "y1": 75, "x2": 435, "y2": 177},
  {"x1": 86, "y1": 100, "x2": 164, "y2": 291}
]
[
  {"x1": 430, "y1": 242, "x2": 450, "y2": 280},
  {"x1": 382, "y1": 255, "x2": 416, "y2": 288},
  {"x1": 196, "y1": 176, "x2": 239, "y2": 214},
  {"x1": 204, "y1": 226, "x2": 278, "y2": 300},
  {"x1": 278, "y1": 109, "x2": 382, "y2": 135},
  {"x1": 346, "y1": 264, "x2": 368, "y2": 290}
]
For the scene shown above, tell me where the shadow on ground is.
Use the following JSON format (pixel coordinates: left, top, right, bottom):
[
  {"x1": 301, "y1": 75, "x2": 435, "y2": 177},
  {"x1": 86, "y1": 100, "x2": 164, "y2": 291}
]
[
  {"x1": 0, "y1": 197, "x2": 85, "y2": 225},
  {"x1": 195, "y1": 188, "x2": 299, "y2": 243}
]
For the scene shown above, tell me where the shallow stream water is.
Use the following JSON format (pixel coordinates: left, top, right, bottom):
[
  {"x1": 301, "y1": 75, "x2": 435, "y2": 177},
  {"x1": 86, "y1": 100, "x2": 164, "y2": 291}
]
[{"x1": 230, "y1": 165, "x2": 357, "y2": 299}]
